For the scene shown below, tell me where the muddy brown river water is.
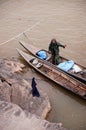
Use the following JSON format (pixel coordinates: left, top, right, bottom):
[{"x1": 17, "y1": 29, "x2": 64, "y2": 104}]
[{"x1": 0, "y1": 0, "x2": 86, "y2": 130}]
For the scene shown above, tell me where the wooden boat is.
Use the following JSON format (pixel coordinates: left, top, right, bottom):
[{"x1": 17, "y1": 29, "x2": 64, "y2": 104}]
[
  {"x1": 17, "y1": 48, "x2": 86, "y2": 99},
  {"x1": 19, "y1": 40, "x2": 86, "y2": 84}
]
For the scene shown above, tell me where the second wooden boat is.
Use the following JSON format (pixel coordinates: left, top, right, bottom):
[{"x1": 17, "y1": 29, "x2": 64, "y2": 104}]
[
  {"x1": 19, "y1": 41, "x2": 86, "y2": 84},
  {"x1": 17, "y1": 48, "x2": 86, "y2": 99}
]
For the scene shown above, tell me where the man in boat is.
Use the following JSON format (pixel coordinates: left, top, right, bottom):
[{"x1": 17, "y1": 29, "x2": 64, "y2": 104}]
[
  {"x1": 49, "y1": 38, "x2": 66, "y2": 65},
  {"x1": 31, "y1": 77, "x2": 40, "y2": 97}
]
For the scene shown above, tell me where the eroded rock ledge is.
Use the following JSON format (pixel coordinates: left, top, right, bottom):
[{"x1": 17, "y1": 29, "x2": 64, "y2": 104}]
[
  {"x1": 0, "y1": 58, "x2": 67, "y2": 130},
  {"x1": 0, "y1": 101, "x2": 66, "y2": 130}
]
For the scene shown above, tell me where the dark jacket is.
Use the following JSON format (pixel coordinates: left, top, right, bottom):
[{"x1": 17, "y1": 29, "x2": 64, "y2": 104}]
[
  {"x1": 31, "y1": 77, "x2": 40, "y2": 97},
  {"x1": 49, "y1": 42, "x2": 65, "y2": 55}
]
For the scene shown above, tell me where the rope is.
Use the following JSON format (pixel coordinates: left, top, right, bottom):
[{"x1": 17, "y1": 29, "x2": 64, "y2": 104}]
[{"x1": 0, "y1": 19, "x2": 43, "y2": 46}]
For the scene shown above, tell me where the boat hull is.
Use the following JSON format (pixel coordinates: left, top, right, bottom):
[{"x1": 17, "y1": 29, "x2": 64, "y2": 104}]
[
  {"x1": 19, "y1": 41, "x2": 86, "y2": 84},
  {"x1": 17, "y1": 48, "x2": 86, "y2": 99}
]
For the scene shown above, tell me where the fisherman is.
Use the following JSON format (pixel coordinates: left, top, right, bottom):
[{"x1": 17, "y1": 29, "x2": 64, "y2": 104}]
[
  {"x1": 31, "y1": 77, "x2": 40, "y2": 97},
  {"x1": 49, "y1": 38, "x2": 66, "y2": 65}
]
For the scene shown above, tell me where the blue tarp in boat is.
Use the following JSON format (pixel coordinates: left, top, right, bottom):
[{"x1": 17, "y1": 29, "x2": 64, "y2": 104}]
[
  {"x1": 57, "y1": 60, "x2": 74, "y2": 72},
  {"x1": 36, "y1": 50, "x2": 48, "y2": 60}
]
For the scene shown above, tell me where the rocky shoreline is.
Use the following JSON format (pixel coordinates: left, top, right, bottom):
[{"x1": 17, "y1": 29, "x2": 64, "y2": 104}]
[{"x1": 0, "y1": 58, "x2": 67, "y2": 130}]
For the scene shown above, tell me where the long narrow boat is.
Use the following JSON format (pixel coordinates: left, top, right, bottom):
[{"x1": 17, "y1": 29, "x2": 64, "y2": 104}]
[
  {"x1": 17, "y1": 48, "x2": 86, "y2": 99},
  {"x1": 19, "y1": 40, "x2": 86, "y2": 84}
]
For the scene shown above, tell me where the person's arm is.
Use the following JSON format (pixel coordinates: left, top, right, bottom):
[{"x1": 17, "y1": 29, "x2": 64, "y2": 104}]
[
  {"x1": 57, "y1": 42, "x2": 66, "y2": 48},
  {"x1": 48, "y1": 43, "x2": 52, "y2": 53}
]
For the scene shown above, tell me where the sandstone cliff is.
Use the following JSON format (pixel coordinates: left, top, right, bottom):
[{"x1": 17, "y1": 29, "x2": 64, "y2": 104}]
[{"x1": 0, "y1": 58, "x2": 67, "y2": 130}]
